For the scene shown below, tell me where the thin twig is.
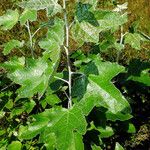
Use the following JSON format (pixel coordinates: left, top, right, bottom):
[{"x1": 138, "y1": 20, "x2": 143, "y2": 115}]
[
  {"x1": 1, "y1": 82, "x2": 14, "y2": 92},
  {"x1": 32, "y1": 27, "x2": 41, "y2": 38},
  {"x1": 26, "y1": 20, "x2": 34, "y2": 58},
  {"x1": 64, "y1": 90, "x2": 70, "y2": 101},
  {"x1": 63, "y1": 0, "x2": 72, "y2": 108},
  {"x1": 54, "y1": 76, "x2": 69, "y2": 84},
  {"x1": 116, "y1": 26, "x2": 124, "y2": 63}
]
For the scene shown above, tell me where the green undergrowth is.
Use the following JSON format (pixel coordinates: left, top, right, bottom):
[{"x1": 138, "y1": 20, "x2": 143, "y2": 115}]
[{"x1": 0, "y1": 0, "x2": 149, "y2": 150}]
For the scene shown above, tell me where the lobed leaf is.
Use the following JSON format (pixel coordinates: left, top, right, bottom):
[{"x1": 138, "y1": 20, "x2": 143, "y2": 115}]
[
  {"x1": 3, "y1": 19, "x2": 64, "y2": 99},
  {"x1": 18, "y1": 0, "x2": 62, "y2": 16},
  {"x1": 77, "y1": 59, "x2": 132, "y2": 120},
  {"x1": 19, "y1": 107, "x2": 86, "y2": 150},
  {"x1": 72, "y1": 10, "x2": 127, "y2": 45}
]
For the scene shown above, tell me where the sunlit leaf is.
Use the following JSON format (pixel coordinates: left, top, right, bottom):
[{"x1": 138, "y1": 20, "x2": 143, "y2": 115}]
[
  {"x1": 0, "y1": 9, "x2": 19, "y2": 30},
  {"x1": 125, "y1": 33, "x2": 146, "y2": 50},
  {"x1": 3, "y1": 40, "x2": 24, "y2": 55},
  {"x1": 97, "y1": 126, "x2": 114, "y2": 138},
  {"x1": 7, "y1": 141, "x2": 22, "y2": 150},
  {"x1": 71, "y1": 21, "x2": 100, "y2": 44},
  {"x1": 3, "y1": 19, "x2": 64, "y2": 98},
  {"x1": 127, "y1": 123, "x2": 136, "y2": 133},
  {"x1": 1, "y1": 57, "x2": 25, "y2": 72},
  {"x1": 72, "y1": 10, "x2": 127, "y2": 44},
  {"x1": 115, "y1": 142, "x2": 124, "y2": 150},
  {"x1": 78, "y1": 58, "x2": 132, "y2": 120},
  {"x1": 19, "y1": 107, "x2": 86, "y2": 150},
  {"x1": 91, "y1": 144, "x2": 102, "y2": 150},
  {"x1": 19, "y1": 9, "x2": 37, "y2": 25},
  {"x1": 18, "y1": 0, "x2": 62, "y2": 16},
  {"x1": 113, "y1": 2, "x2": 128, "y2": 12}
]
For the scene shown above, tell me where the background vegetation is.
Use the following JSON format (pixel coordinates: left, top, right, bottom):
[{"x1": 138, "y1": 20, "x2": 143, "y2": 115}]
[{"x1": 0, "y1": 0, "x2": 149, "y2": 150}]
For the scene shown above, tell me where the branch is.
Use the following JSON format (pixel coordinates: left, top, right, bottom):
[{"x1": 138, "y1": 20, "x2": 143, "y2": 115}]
[
  {"x1": 63, "y1": 0, "x2": 72, "y2": 108},
  {"x1": 26, "y1": 20, "x2": 34, "y2": 58}
]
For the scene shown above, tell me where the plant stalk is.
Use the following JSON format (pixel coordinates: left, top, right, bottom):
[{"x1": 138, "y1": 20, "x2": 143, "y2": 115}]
[
  {"x1": 116, "y1": 26, "x2": 124, "y2": 63},
  {"x1": 63, "y1": 0, "x2": 72, "y2": 108},
  {"x1": 26, "y1": 20, "x2": 34, "y2": 58}
]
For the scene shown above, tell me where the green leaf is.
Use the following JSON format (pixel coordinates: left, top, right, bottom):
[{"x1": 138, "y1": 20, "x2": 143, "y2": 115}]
[
  {"x1": 5, "y1": 99, "x2": 13, "y2": 109},
  {"x1": 128, "y1": 69, "x2": 150, "y2": 86},
  {"x1": 79, "y1": 59, "x2": 131, "y2": 120},
  {"x1": 24, "y1": 99, "x2": 36, "y2": 113},
  {"x1": 39, "y1": 18, "x2": 64, "y2": 47},
  {"x1": 0, "y1": 9, "x2": 19, "y2": 30},
  {"x1": 44, "y1": 93, "x2": 61, "y2": 106},
  {"x1": 127, "y1": 123, "x2": 136, "y2": 133},
  {"x1": 39, "y1": 132, "x2": 56, "y2": 150},
  {"x1": 10, "y1": 99, "x2": 35, "y2": 117},
  {"x1": 68, "y1": 132, "x2": 84, "y2": 150},
  {"x1": 1, "y1": 57, "x2": 25, "y2": 72},
  {"x1": 71, "y1": 21, "x2": 100, "y2": 44},
  {"x1": 19, "y1": 9, "x2": 37, "y2": 25},
  {"x1": 18, "y1": 0, "x2": 62, "y2": 16},
  {"x1": 76, "y1": 2, "x2": 99, "y2": 26},
  {"x1": 19, "y1": 107, "x2": 86, "y2": 150},
  {"x1": 0, "y1": 130, "x2": 5, "y2": 136},
  {"x1": 3, "y1": 40, "x2": 24, "y2": 55},
  {"x1": 125, "y1": 33, "x2": 145, "y2": 50},
  {"x1": 4, "y1": 19, "x2": 63, "y2": 98},
  {"x1": 72, "y1": 11, "x2": 127, "y2": 44},
  {"x1": 95, "y1": 11, "x2": 128, "y2": 32},
  {"x1": 0, "y1": 139, "x2": 7, "y2": 150},
  {"x1": 7, "y1": 58, "x2": 50, "y2": 98},
  {"x1": 115, "y1": 142, "x2": 124, "y2": 150},
  {"x1": 72, "y1": 75, "x2": 88, "y2": 100},
  {"x1": 91, "y1": 144, "x2": 102, "y2": 150},
  {"x1": 98, "y1": 126, "x2": 114, "y2": 138},
  {"x1": 7, "y1": 141, "x2": 22, "y2": 150}
]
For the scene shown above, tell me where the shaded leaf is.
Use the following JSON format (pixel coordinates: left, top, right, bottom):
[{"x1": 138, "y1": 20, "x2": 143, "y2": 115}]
[
  {"x1": 72, "y1": 75, "x2": 88, "y2": 100},
  {"x1": 44, "y1": 93, "x2": 61, "y2": 106},
  {"x1": 10, "y1": 99, "x2": 35, "y2": 117},
  {"x1": 76, "y1": 2, "x2": 99, "y2": 26},
  {"x1": 127, "y1": 69, "x2": 150, "y2": 86}
]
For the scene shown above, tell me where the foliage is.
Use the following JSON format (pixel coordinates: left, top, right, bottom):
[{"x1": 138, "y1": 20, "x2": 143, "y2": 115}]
[{"x1": 0, "y1": 0, "x2": 149, "y2": 150}]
